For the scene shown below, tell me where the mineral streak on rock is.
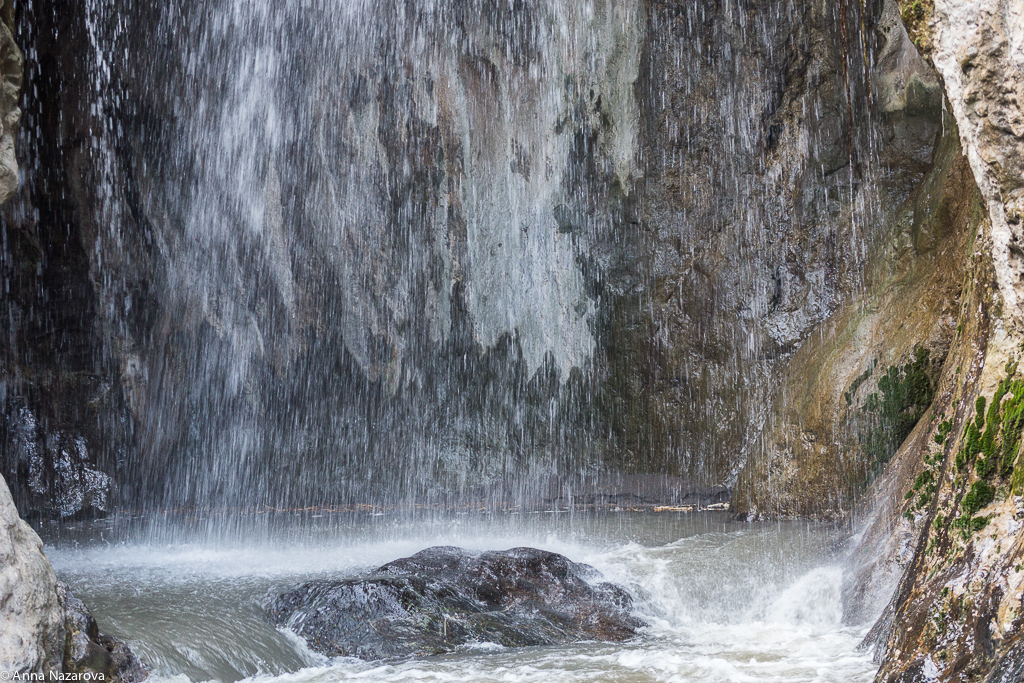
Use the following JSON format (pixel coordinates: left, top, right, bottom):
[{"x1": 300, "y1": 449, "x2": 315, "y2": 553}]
[{"x1": 268, "y1": 546, "x2": 645, "y2": 660}]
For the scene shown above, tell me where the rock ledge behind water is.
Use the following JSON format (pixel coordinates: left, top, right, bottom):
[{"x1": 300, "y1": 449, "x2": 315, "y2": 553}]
[{"x1": 268, "y1": 546, "x2": 645, "y2": 660}]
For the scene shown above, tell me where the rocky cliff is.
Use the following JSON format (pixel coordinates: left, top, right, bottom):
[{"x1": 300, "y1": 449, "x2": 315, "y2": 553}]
[
  {"x1": 3, "y1": 0, "x2": 1024, "y2": 680},
  {"x1": 846, "y1": 0, "x2": 1024, "y2": 681},
  {"x1": 0, "y1": 473, "x2": 62, "y2": 673},
  {"x1": 0, "y1": 0, "x2": 974, "y2": 518}
]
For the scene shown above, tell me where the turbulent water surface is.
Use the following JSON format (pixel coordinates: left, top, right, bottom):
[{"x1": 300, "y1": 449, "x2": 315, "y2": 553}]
[{"x1": 44, "y1": 513, "x2": 877, "y2": 683}]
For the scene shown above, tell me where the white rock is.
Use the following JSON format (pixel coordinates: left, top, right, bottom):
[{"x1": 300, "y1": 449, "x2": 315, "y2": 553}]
[{"x1": 0, "y1": 475, "x2": 63, "y2": 673}]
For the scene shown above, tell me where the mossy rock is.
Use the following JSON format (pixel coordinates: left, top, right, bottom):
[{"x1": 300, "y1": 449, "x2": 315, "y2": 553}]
[{"x1": 859, "y1": 347, "x2": 935, "y2": 468}]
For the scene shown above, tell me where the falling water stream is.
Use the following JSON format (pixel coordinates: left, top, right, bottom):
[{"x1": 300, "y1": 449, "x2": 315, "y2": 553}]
[
  {"x1": 9, "y1": 0, "x2": 893, "y2": 679},
  {"x1": 43, "y1": 513, "x2": 878, "y2": 682},
  {"x1": 3, "y1": 0, "x2": 879, "y2": 514}
]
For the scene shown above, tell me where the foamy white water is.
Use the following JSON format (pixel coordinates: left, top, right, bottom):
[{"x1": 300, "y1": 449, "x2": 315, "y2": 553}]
[{"x1": 44, "y1": 513, "x2": 878, "y2": 683}]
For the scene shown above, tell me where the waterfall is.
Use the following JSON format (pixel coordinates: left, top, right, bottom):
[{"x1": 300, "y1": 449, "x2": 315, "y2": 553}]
[
  {"x1": 2, "y1": 0, "x2": 899, "y2": 519},
  {"x1": 67, "y1": 0, "x2": 648, "y2": 512}
]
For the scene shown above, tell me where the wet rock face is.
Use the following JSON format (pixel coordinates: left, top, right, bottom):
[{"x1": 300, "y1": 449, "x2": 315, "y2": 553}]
[
  {"x1": 847, "y1": 0, "x2": 1024, "y2": 681},
  {"x1": 929, "y1": 0, "x2": 1024, "y2": 322},
  {"x1": 0, "y1": 0, "x2": 130, "y2": 520},
  {"x1": 727, "y1": 0, "x2": 968, "y2": 517},
  {"x1": 268, "y1": 546, "x2": 644, "y2": 660},
  {"x1": 1, "y1": 474, "x2": 146, "y2": 678},
  {"x1": 0, "y1": 0, "x2": 957, "y2": 516}
]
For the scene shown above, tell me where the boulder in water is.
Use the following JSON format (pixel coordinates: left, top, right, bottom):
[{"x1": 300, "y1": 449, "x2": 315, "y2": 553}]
[
  {"x1": 0, "y1": 474, "x2": 146, "y2": 681},
  {"x1": 268, "y1": 546, "x2": 645, "y2": 660}
]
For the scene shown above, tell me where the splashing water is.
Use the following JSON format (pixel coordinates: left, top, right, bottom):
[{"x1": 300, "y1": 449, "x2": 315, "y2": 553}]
[
  {"x1": 1, "y1": 0, "x2": 893, "y2": 517},
  {"x1": 45, "y1": 513, "x2": 878, "y2": 683}
]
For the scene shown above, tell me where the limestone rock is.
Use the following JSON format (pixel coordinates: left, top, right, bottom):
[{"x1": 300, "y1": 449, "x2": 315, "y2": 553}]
[
  {"x1": 930, "y1": 0, "x2": 1024, "y2": 323},
  {"x1": 0, "y1": 1, "x2": 21, "y2": 205},
  {"x1": 0, "y1": 474, "x2": 146, "y2": 679},
  {"x1": 0, "y1": 474, "x2": 63, "y2": 673},
  {"x1": 856, "y1": 1, "x2": 1024, "y2": 680}
]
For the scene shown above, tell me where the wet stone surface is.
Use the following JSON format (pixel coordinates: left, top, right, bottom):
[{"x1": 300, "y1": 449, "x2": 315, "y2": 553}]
[{"x1": 267, "y1": 546, "x2": 646, "y2": 660}]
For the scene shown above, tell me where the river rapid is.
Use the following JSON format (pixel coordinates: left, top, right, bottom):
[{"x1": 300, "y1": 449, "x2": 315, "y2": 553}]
[{"x1": 42, "y1": 512, "x2": 878, "y2": 683}]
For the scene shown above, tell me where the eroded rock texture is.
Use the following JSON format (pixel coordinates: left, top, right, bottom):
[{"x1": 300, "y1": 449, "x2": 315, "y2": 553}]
[
  {"x1": 847, "y1": 1, "x2": 1024, "y2": 681},
  {"x1": 930, "y1": 0, "x2": 1024, "y2": 323},
  {"x1": 269, "y1": 546, "x2": 643, "y2": 660},
  {"x1": 731, "y1": 0, "x2": 969, "y2": 517},
  {"x1": 0, "y1": 473, "x2": 148, "y2": 679},
  {"x1": 0, "y1": 0, "x2": 20, "y2": 205}
]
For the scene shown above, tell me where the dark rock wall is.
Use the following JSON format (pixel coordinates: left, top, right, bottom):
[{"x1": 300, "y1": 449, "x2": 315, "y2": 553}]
[
  {"x1": 732, "y1": 0, "x2": 983, "y2": 514},
  {"x1": 0, "y1": 0, "x2": 966, "y2": 518},
  {"x1": 633, "y1": 0, "x2": 922, "y2": 491},
  {"x1": 0, "y1": 1, "x2": 133, "y2": 518}
]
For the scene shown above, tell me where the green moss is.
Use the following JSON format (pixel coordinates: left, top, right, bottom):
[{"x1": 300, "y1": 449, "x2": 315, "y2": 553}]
[
  {"x1": 933, "y1": 514, "x2": 946, "y2": 529},
  {"x1": 934, "y1": 419, "x2": 953, "y2": 445},
  {"x1": 976, "y1": 456, "x2": 997, "y2": 479},
  {"x1": 982, "y1": 426, "x2": 998, "y2": 458},
  {"x1": 955, "y1": 448, "x2": 968, "y2": 472},
  {"x1": 962, "y1": 481, "x2": 995, "y2": 516},
  {"x1": 952, "y1": 515, "x2": 990, "y2": 533},
  {"x1": 1012, "y1": 460, "x2": 1024, "y2": 495},
  {"x1": 844, "y1": 364, "x2": 875, "y2": 406},
  {"x1": 901, "y1": 0, "x2": 926, "y2": 21},
  {"x1": 1000, "y1": 383, "x2": 1024, "y2": 476},
  {"x1": 913, "y1": 469, "x2": 934, "y2": 490},
  {"x1": 951, "y1": 374, "x2": 1024, "y2": 484},
  {"x1": 959, "y1": 423, "x2": 981, "y2": 471},
  {"x1": 977, "y1": 416, "x2": 1000, "y2": 478},
  {"x1": 860, "y1": 348, "x2": 935, "y2": 467},
  {"x1": 989, "y1": 383, "x2": 1008, "y2": 422}
]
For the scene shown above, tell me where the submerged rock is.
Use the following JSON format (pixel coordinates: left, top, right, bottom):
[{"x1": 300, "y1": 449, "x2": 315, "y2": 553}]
[
  {"x1": 268, "y1": 546, "x2": 645, "y2": 660},
  {"x1": 58, "y1": 583, "x2": 148, "y2": 683}
]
